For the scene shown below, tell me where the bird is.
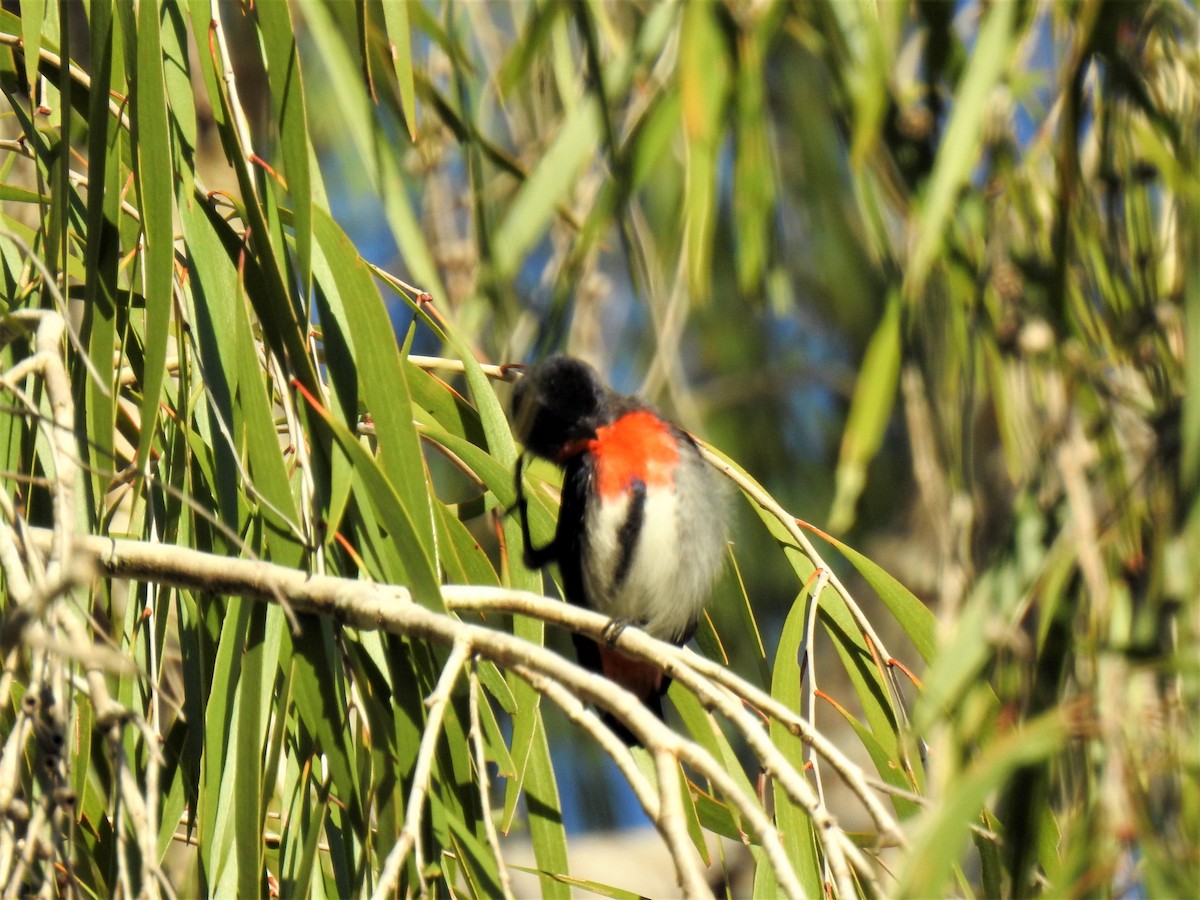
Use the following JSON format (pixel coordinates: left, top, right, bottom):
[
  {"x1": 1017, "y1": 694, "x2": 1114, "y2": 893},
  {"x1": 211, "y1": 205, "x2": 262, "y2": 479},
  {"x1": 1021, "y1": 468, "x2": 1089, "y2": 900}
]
[{"x1": 510, "y1": 355, "x2": 729, "y2": 745}]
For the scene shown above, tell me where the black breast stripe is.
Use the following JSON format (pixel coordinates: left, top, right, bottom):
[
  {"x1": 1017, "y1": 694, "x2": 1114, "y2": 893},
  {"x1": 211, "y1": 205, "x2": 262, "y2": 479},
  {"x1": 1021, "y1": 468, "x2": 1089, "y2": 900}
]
[{"x1": 612, "y1": 478, "x2": 646, "y2": 590}]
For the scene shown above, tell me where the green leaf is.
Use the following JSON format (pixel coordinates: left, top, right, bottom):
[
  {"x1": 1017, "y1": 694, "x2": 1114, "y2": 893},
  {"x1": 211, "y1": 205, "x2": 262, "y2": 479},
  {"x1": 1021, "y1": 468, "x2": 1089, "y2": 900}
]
[
  {"x1": 434, "y1": 500, "x2": 500, "y2": 585},
  {"x1": 280, "y1": 761, "x2": 331, "y2": 898},
  {"x1": 895, "y1": 711, "x2": 1068, "y2": 897},
  {"x1": 497, "y1": 2, "x2": 565, "y2": 96},
  {"x1": 904, "y1": 0, "x2": 1016, "y2": 297},
  {"x1": 733, "y1": 27, "x2": 774, "y2": 296},
  {"x1": 821, "y1": 594, "x2": 900, "y2": 758},
  {"x1": 0, "y1": 183, "x2": 49, "y2": 203},
  {"x1": 234, "y1": 604, "x2": 285, "y2": 897},
  {"x1": 310, "y1": 207, "x2": 440, "y2": 584},
  {"x1": 185, "y1": 0, "x2": 317, "y2": 395},
  {"x1": 199, "y1": 598, "x2": 251, "y2": 887},
  {"x1": 910, "y1": 593, "x2": 997, "y2": 737},
  {"x1": 821, "y1": 689, "x2": 923, "y2": 820},
  {"x1": 440, "y1": 795, "x2": 505, "y2": 898},
  {"x1": 318, "y1": 404, "x2": 445, "y2": 612},
  {"x1": 19, "y1": 0, "x2": 45, "y2": 96},
  {"x1": 769, "y1": 590, "x2": 825, "y2": 895},
  {"x1": 134, "y1": 0, "x2": 175, "y2": 470},
  {"x1": 81, "y1": 0, "x2": 121, "y2": 525},
  {"x1": 380, "y1": 0, "x2": 419, "y2": 140},
  {"x1": 177, "y1": 196, "x2": 245, "y2": 530},
  {"x1": 506, "y1": 866, "x2": 642, "y2": 900},
  {"x1": 299, "y1": 0, "x2": 448, "y2": 305},
  {"x1": 490, "y1": 99, "x2": 602, "y2": 280},
  {"x1": 725, "y1": 548, "x2": 770, "y2": 687},
  {"x1": 829, "y1": 289, "x2": 901, "y2": 532},
  {"x1": 802, "y1": 521, "x2": 937, "y2": 664},
  {"x1": 518, "y1": 716, "x2": 570, "y2": 899},
  {"x1": 671, "y1": 685, "x2": 758, "y2": 842},
  {"x1": 256, "y1": 0, "x2": 314, "y2": 290},
  {"x1": 1181, "y1": 182, "x2": 1200, "y2": 495},
  {"x1": 160, "y1": 0, "x2": 196, "y2": 162},
  {"x1": 289, "y1": 617, "x2": 365, "y2": 857},
  {"x1": 679, "y1": 0, "x2": 731, "y2": 302}
]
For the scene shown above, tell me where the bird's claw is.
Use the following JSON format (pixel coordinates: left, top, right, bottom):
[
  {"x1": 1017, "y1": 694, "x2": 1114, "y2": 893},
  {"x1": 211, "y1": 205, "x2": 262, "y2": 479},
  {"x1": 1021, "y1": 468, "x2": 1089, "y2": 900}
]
[{"x1": 602, "y1": 617, "x2": 634, "y2": 647}]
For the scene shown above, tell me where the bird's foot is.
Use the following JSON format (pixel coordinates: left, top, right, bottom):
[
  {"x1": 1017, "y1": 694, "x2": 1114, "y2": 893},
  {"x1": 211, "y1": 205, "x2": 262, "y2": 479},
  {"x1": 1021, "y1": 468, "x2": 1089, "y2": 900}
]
[{"x1": 602, "y1": 617, "x2": 635, "y2": 647}]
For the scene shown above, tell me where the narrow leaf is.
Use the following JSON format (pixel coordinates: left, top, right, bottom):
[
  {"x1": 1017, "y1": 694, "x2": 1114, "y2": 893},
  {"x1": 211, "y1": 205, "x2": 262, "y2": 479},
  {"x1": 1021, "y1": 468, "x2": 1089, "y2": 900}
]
[
  {"x1": 828, "y1": 290, "x2": 902, "y2": 533},
  {"x1": 256, "y1": 0, "x2": 314, "y2": 289},
  {"x1": 904, "y1": 0, "x2": 1016, "y2": 297},
  {"x1": 134, "y1": 0, "x2": 175, "y2": 469},
  {"x1": 380, "y1": 0, "x2": 419, "y2": 140}
]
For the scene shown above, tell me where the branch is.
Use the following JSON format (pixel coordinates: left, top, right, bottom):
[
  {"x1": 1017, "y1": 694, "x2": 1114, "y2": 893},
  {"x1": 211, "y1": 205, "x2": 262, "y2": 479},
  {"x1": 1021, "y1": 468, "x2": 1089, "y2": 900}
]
[
  {"x1": 656, "y1": 751, "x2": 711, "y2": 899},
  {"x1": 447, "y1": 590, "x2": 903, "y2": 850},
  {"x1": 16, "y1": 526, "x2": 886, "y2": 895}
]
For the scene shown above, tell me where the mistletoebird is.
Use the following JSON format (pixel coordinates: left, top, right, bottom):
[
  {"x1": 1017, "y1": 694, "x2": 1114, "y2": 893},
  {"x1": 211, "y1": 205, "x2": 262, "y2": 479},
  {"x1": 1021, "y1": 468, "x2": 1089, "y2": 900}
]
[{"x1": 511, "y1": 356, "x2": 729, "y2": 744}]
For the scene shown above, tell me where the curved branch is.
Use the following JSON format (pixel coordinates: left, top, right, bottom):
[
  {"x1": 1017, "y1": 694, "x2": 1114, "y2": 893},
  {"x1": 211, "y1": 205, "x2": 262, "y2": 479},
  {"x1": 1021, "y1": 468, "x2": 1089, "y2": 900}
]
[
  {"x1": 18, "y1": 526, "x2": 893, "y2": 894},
  {"x1": 447, "y1": 588, "x2": 904, "y2": 849}
]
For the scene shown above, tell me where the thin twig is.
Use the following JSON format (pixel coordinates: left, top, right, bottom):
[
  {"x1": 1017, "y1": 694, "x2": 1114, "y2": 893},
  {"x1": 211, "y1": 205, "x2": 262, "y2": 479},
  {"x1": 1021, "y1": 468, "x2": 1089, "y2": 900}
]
[
  {"x1": 407, "y1": 355, "x2": 513, "y2": 380},
  {"x1": 2, "y1": 312, "x2": 76, "y2": 589},
  {"x1": 55, "y1": 606, "x2": 161, "y2": 899},
  {"x1": 0, "y1": 230, "x2": 111, "y2": 395},
  {"x1": 701, "y1": 442, "x2": 918, "y2": 778},
  {"x1": 802, "y1": 568, "x2": 832, "y2": 804},
  {"x1": 0, "y1": 32, "x2": 132, "y2": 129},
  {"x1": 503, "y1": 663, "x2": 662, "y2": 825},
  {"x1": 467, "y1": 663, "x2": 515, "y2": 900},
  {"x1": 207, "y1": 2, "x2": 256, "y2": 163},
  {"x1": 655, "y1": 751, "x2": 713, "y2": 899},
  {"x1": 445, "y1": 587, "x2": 904, "y2": 850},
  {"x1": 504, "y1": 657, "x2": 799, "y2": 899},
  {"x1": 372, "y1": 641, "x2": 472, "y2": 900}
]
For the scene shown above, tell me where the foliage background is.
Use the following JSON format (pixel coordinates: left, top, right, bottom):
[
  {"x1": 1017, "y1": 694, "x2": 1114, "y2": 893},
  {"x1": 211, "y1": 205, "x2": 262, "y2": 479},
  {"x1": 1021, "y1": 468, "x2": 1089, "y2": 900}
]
[{"x1": 1, "y1": 0, "x2": 1197, "y2": 897}]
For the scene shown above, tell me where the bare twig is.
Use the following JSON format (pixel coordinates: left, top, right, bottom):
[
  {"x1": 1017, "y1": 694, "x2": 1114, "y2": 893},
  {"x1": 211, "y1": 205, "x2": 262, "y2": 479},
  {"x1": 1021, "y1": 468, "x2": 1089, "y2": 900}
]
[
  {"x1": 0, "y1": 311, "x2": 88, "y2": 898},
  {"x1": 698, "y1": 445, "x2": 904, "y2": 697},
  {"x1": 207, "y1": 1, "x2": 256, "y2": 164},
  {"x1": 802, "y1": 568, "x2": 832, "y2": 805},
  {"x1": 504, "y1": 659, "x2": 804, "y2": 898},
  {"x1": 0, "y1": 31, "x2": 132, "y2": 129},
  {"x1": 447, "y1": 588, "x2": 904, "y2": 850},
  {"x1": 407, "y1": 355, "x2": 513, "y2": 380},
  {"x1": 467, "y1": 663, "x2": 515, "y2": 900},
  {"x1": 1, "y1": 312, "x2": 77, "y2": 588},
  {"x1": 655, "y1": 751, "x2": 712, "y2": 898},
  {"x1": 55, "y1": 606, "x2": 161, "y2": 899},
  {"x1": 373, "y1": 641, "x2": 472, "y2": 899}
]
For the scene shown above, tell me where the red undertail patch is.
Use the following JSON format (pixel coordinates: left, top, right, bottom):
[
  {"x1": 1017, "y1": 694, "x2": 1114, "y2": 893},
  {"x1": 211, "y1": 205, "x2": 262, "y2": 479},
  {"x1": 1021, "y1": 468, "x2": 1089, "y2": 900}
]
[{"x1": 597, "y1": 646, "x2": 665, "y2": 704}]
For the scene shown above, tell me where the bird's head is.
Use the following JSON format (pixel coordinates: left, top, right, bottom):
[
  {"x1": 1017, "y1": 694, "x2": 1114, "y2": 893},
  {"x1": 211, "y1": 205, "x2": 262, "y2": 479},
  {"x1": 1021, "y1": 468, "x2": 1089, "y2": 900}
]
[{"x1": 511, "y1": 356, "x2": 609, "y2": 461}]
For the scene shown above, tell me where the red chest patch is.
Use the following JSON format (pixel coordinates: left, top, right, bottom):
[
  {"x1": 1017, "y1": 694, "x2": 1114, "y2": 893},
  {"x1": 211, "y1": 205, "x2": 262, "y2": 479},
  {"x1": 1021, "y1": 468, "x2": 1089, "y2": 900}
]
[{"x1": 585, "y1": 411, "x2": 679, "y2": 500}]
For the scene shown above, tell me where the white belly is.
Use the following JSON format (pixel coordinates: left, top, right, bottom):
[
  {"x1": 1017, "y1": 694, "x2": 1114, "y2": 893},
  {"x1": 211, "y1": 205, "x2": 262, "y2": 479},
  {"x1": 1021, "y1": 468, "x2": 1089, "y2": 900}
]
[{"x1": 582, "y1": 477, "x2": 722, "y2": 643}]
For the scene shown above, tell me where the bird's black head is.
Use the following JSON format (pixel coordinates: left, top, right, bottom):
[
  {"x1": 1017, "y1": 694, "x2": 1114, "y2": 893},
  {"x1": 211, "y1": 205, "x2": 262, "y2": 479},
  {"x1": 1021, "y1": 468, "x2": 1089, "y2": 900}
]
[{"x1": 512, "y1": 356, "x2": 609, "y2": 461}]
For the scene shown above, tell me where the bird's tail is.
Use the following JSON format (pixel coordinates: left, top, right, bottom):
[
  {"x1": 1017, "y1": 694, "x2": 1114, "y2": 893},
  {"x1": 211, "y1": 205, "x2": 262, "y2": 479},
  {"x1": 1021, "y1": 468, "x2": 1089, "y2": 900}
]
[{"x1": 578, "y1": 636, "x2": 672, "y2": 747}]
